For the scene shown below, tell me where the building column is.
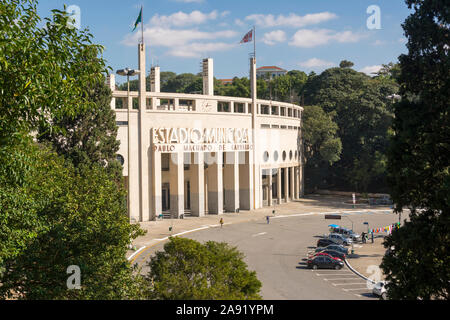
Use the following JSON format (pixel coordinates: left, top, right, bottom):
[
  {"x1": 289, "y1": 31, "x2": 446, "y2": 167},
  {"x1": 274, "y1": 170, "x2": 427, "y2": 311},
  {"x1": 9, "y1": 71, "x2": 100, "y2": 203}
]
[
  {"x1": 224, "y1": 152, "x2": 239, "y2": 212},
  {"x1": 268, "y1": 169, "x2": 273, "y2": 206},
  {"x1": 152, "y1": 151, "x2": 162, "y2": 219},
  {"x1": 290, "y1": 166, "x2": 295, "y2": 200},
  {"x1": 284, "y1": 167, "x2": 289, "y2": 203},
  {"x1": 239, "y1": 151, "x2": 253, "y2": 210},
  {"x1": 207, "y1": 152, "x2": 223, "y2": 215},
  {"x1": 169, "y1": 152, "x2": 184, "y2": 219},
  {"x1": 190, "y1": 152, "x2": 205, "y2": 217},
  {"x1": 277, "y1": 168, "x2": 282, "y2": 205}
]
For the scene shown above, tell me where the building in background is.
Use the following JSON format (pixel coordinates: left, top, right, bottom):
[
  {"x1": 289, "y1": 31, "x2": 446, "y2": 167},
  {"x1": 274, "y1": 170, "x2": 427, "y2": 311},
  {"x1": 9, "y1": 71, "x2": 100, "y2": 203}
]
[{"x1": 256, "y1": 66, "x2": 288, "y2": 80}]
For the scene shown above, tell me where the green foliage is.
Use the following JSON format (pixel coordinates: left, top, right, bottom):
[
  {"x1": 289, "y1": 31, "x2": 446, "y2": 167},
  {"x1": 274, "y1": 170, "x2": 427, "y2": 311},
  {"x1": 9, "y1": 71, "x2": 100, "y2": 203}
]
[
  {"x1": 0, "y1": 146, "x2": 147, "y2": 299},
  {"x1": 303, "y1": 66, "x2": 398, "y2": 192},
  {"x1": 0, "y1": 0, "x2": 147, "y2": 299},
  {"x1": 381, "y1": 213, "x2": 450, "y2": 300},
  {"x1": 38, "y1": 76, "x2": 122, "y2": 177},
  {"x1": 0, "y1": 0, "x2": 108, "y2": 142},
  {"x1": 146, "y1": 237, "x2": 262, "y2": 300},
  {"x1": 0, "y1": 137, "x2": 64, "y2": 269},
  {"x1": 382, "y1": 0, "x2": 450, "y2": 300},
  {"x1": 339, "y1": 60, "x2": 355, "y2": 68},
  {"x1": 302, "y1": 105, "x2": 342, "y2": 192}
]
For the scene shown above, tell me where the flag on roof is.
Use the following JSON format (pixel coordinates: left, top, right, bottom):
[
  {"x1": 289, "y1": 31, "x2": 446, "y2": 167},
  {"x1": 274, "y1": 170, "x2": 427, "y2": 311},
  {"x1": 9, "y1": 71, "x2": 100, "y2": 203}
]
[{"x1": 240, "y1": 29, "x2": 253, "y2": 44}]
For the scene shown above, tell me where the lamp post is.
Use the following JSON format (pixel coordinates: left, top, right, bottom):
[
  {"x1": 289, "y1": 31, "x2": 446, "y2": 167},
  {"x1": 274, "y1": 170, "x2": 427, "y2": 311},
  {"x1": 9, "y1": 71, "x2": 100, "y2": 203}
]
[{"x1": 116, "y1": 68, "x2": 140, "y2": 220}]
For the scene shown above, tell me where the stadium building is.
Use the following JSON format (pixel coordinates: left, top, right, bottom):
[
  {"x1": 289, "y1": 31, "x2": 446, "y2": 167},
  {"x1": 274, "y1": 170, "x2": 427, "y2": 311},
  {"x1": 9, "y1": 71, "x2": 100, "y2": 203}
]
[{"x1": 108, "y1": 44, "x2": 304, "y2": 222}]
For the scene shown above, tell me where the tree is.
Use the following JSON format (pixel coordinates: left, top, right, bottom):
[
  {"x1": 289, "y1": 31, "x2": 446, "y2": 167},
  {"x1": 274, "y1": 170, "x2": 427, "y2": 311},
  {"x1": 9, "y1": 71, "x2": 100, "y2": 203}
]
[
  {"x1": 0, "y1": 153, "x2": 147, "y2": 299},
  {"x1": 0, "y1": 0, "x2": 107, "y2": 143},
  {"x1": 302, "y1": 67, "x2": 398, "y2": 192},
  {"x1": 146, "y1": 237, "x2": 262, "y2": 300},
  {"x1": 302, "y1": 106, "x2": 342, "y2": 191},
  {"x1": 0, "y1": 0, "x2": 147, "y2": 299},
  {"x1": 381, "y1": 0, "x2": 450, "y2": 300},
  {"x1": 339, "y1": 60, "x2": 355, "y2": 68},
  {"x1": 38, "y1": 76, "x2": 122, "y2": 177}
]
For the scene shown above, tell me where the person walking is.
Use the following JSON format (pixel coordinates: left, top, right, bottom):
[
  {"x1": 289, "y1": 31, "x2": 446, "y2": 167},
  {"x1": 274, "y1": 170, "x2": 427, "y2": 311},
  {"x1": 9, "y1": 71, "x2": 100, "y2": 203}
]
[
  {"x1": 361, "y1": 232, "x2": 366, "y2": 244},
  {"x1": 220, "y1": 218, "x2": 224, "y2": 228},
  {"x1": 266, "y1": 216, "x2": 270, "y2": 224}
]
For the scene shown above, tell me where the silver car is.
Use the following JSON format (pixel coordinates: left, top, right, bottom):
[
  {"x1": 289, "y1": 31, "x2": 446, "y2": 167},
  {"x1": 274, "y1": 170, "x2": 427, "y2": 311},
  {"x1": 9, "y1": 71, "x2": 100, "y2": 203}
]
[{"x1": 328, "y1": 233, "x2": 352, "y2": 246}]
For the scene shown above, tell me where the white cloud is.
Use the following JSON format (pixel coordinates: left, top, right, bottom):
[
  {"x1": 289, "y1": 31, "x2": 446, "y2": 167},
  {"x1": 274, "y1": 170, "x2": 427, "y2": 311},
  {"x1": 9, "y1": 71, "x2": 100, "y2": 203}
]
[
  {"x1": 245, "y1": 12, "x2": 337, "y2": 28},
  {"x1": 122, "y1": 26, "x2": 238, "y2": 58},
  {"x1": 299, "y1": 58, "x2": 335, "y2": 69},
  {"x1": 235, "y1": 18, "x2": 245, "y2": 27},
  {"x1": 359, "y1": 65, "x2": 382, "y2": 76},
  {"x1": 289, "y1": 29, "x2": 365, "y2": 48},
  {"x1": 373, "y1": 39, "x2": 387, "y2": 46},
  {"x1": 168, "y1": 42, "x2": 236, "y2": 58},
  {"x1": 150, "y1": 10, "x2": 219, "y2": 27},
  {"x1": 262, "y1": 30, "x2": 286, "y2": 45},
  {"x1": 123, "y1": 27, "x2": 237, "y2": 47}
]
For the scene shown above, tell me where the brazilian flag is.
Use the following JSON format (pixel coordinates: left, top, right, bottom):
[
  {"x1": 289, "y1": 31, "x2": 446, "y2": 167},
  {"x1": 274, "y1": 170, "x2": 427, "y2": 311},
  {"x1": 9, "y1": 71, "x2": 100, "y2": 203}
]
[{"x1": 133, "y1": 7, "x2": 142, "y2": 32}]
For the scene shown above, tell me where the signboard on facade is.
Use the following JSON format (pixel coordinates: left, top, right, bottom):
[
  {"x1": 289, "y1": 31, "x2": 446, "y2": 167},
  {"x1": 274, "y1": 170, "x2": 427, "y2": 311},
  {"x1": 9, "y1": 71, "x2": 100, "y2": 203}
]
[{"x1": 152, "y1": 128, "x2": 253, "y2": 153}]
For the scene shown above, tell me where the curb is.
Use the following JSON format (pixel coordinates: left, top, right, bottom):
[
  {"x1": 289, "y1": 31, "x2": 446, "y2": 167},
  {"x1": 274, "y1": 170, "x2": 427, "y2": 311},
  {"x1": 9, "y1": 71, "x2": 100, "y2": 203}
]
[{"x1": 344, "y1": 258, "x2": 376, "y2": 284}]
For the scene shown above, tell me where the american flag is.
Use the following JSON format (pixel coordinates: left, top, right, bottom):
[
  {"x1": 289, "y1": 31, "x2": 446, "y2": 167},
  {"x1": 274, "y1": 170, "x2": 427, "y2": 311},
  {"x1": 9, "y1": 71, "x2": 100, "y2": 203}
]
[{"x1": 240, "y1": 29, "x2": 253, "y2": 44}]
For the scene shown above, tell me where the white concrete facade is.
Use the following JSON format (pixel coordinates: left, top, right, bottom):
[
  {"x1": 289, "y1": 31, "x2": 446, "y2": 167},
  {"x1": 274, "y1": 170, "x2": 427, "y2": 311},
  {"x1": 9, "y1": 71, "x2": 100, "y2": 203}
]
[{"x1": 111, "y1": 44, "x2": 304, "y2": 222}]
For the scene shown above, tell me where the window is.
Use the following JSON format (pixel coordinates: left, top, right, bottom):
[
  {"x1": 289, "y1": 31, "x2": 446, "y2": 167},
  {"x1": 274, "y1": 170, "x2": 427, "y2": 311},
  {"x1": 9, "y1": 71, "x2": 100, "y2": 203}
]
[
  {"x1": 282, "y1": 151, "x2": 286, "y2": 161},
  {"x1": 261, "y1": 105, "x2": 270, "y2": 115},
  {"x1": 273, "y1": 151, "x2": 279, "y2": 161},
  {"x1": 218, "y1": 101, "x2": 230, "y2": 112},
  {"x1": 263, "y1": 151, "x2": 269, "y2": 162},
  {"x1": 271, "y1": 106, "x2": 279, "y2": 115},
  {"x1": 234, "y1": 103, "x2": 245, "y2": 113},
  {"x1": 289, "y1": 151, "x2": 293, "y2": 160}
]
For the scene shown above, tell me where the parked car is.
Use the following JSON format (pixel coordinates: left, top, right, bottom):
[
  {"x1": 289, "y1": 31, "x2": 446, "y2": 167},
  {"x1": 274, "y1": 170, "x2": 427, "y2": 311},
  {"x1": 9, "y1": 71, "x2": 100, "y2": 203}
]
[
  {"x1": 317, "y1": 244, "x2": 349, "y2": 255},
  {"x1": 317, "y1": 238, "x2": 338, "y2": 247},
  {"x1": 328, "y1": 233, "x2": 352, "y2": 246},
  {"x1": 372, "y1": 281, "x2": 388, "y2": 300},
  {"x1": 309, "y1": 252, "x2": 343, "y2": 262},
  {"x1": 307, "y1": 255, "x2": 344, "y2": 270},
  {"x1": 332, "y1": 227, "x2": 361, "y2": 242},
  {"x1": 317, "y1": 249, "x2": 346, "y2": 261}
]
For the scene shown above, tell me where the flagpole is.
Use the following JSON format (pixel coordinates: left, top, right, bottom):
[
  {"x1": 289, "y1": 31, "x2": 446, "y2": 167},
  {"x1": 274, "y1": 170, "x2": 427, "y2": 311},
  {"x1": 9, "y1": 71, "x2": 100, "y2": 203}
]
[
  {"x1": 253, "y1": 25, "x2": 256, "y2": 59},
  {"x1": 141, "y1": 6, "x2": 144, "y2": 44}
]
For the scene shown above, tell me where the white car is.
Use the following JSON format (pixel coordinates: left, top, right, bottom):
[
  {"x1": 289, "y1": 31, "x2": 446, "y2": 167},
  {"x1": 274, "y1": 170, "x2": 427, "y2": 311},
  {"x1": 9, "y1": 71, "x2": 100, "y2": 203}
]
[{"x1": 372, "y1": 281, "x2": 388, "y2": 300}]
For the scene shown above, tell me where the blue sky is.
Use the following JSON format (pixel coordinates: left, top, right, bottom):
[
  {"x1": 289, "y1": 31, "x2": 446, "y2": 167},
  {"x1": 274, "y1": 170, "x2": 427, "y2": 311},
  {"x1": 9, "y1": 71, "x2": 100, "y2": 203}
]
[{"x1": 36, "y1": 0, "x2": 412, "y2": 83}]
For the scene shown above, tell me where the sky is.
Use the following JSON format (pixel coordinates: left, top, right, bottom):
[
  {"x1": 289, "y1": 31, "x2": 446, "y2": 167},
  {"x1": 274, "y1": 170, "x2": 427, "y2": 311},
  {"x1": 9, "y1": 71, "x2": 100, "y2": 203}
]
[{"x1": 36, "y1": 0, "x2": 412, "y2": 84}]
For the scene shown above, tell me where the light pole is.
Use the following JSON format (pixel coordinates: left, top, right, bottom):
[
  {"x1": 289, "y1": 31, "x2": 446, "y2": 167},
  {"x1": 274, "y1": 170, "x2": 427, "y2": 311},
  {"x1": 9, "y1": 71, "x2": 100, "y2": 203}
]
[{"x1": 116, "y1": 68, "x2": 140, "y2": 220}]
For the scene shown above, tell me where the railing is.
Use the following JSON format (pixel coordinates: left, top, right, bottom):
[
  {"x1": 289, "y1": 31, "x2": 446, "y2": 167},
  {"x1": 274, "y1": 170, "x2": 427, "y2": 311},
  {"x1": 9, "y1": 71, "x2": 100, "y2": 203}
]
[{"x1": 111, "y1": 91, "x2": 303, "y2": 120}]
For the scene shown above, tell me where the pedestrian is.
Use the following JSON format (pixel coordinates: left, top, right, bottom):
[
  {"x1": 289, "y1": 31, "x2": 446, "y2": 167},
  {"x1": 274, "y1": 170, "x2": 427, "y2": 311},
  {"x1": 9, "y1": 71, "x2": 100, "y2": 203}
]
[
  {"x1": 266, "y1": 216, "x2": 270, "y2": 224},
  {"x1": 220, "y1": 218, "x2": 224, "y2": 228},
  {"x1": 361, "y1": 232, "x2": 366, "y2": 244}
]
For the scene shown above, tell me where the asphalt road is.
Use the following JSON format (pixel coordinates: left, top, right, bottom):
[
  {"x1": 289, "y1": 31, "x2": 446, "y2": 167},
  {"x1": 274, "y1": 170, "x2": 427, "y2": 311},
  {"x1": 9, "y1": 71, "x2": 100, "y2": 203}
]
[{"x1": 133, "y1": 209, "x2": 398, "y2": 300}]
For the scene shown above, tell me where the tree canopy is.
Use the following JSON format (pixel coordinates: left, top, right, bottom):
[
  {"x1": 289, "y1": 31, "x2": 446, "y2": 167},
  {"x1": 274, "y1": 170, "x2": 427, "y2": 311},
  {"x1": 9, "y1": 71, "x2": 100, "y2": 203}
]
[
  {"x1": 302, "y1": 66, "x2": 398, "y2": 192},
  {"x1": 0, "y1": 0, "x2": 147, "y2": 299},
  {"x1": 381, "y1": 0, "x2": 450, "y2": 300},
  {"x1": 145, "y1": 237, "x2": 262, "y2": 300}
]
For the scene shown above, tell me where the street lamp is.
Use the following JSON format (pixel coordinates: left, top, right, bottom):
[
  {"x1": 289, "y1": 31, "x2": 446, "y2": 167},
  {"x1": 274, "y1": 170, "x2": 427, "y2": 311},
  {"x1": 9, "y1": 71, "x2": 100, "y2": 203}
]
[{"x1": 116, "y1": 68, "x2": 140, "y2": 220}]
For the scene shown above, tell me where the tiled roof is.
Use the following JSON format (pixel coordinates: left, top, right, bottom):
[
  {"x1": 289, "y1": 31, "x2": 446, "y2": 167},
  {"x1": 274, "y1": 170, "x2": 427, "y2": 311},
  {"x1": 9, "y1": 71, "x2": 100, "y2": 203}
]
[{"x1": 256, "y1": 66, "x2": 286, "y2": 71}]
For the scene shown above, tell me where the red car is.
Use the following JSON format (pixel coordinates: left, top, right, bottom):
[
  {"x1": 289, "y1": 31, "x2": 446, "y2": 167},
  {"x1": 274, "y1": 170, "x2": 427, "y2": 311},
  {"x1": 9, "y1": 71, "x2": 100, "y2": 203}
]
[{"x1": 309, "y1": 252, "x2": 343, "y2": 262}]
